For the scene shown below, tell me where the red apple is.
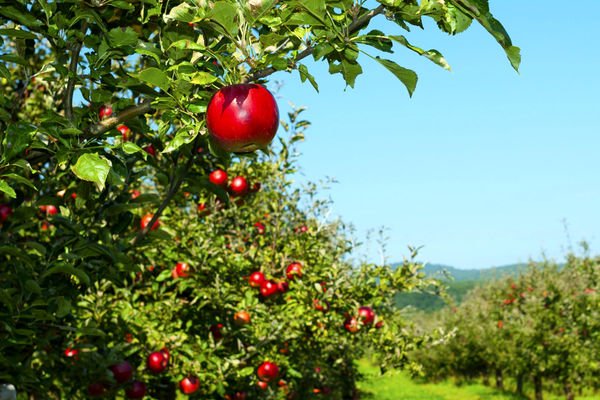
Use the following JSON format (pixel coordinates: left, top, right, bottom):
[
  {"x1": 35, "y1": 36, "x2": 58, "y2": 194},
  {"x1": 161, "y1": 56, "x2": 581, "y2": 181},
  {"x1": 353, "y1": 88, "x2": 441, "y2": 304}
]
[
  {"x1": 286, "y1": 262, "x2": 303, "y2": 280},
  {"x1": 276, "y1": 281, "x2": 289, "y2": 294},
  {"x1": 344, "y1": 317, "x2": 359, "y2": 333},
  {"x1": 125, "y1": 381, "x2": 146, "y2": 399},
  {"x1": 358, "y1": 306, "x2": 375, "y2": 325},
  {"x1": 87, "y1": 382, "x2": 106, "y2": 397},
  {"x1": 171, "y1": 267, "x2": 179, "y2": 279},
  {"x1": 260, "y1": 280, "x2": 278, "y2": 298},
  {"x1": 210, "y1": 324, "x2": 224, "y2": 340},
  {"x1": 140, "y1": 214, "x2": 159, "y2": 230},
  {"x1": 0, "y1": 204, "x2": 13, "y2": 223},
  {"x1": 234, "y1": 311, "x2": 251, "y2": 325},
  {"x1": 257, "y1": 361, "x2": 279, "y2": 382},
  {"x1": 248, "y1": 271, "x2": 265, "y2": 288},
  {"x1": 131, "y1": 190, "x2": 141, "y2": 200},
  {"x1": 143, "y1": 145, "x2": 156, "y2": 156},
  {"x1": 64, "y1": 347, "x2": 79, "y2": 358},
  {"x1": 376, "y1": 321, "x2": 384, "y2": 329},
  {"x1": 257, "y1": 381, "x2": 268, "y2": 390},
  {"x1": 176, "y1": 262, "x2": 191, "y2": 278},
  {"x1": 99, "y1": 105, "x2": 112, "y2": 118},
  {"x1": 254, "y1": 222, "x2": 265, "y2": 234},
  {"x1": 44, "y1": 205, "x2": 58, "y2": 215},
  {"x1": 109, "y1": 360, "x2": 133, "y2": 383},
  {"x1": 206, "y1": 84, "x2": 279, "y2": 152},
  {"x1": 147, "y1": 351, "x2": 168, "y2": 373},
  {"x1": 229, "y1": 176, "x2": 248, "y2": 196},
  {"x1": 118, "y1": 125, "x2": 130, "y2": 141},
  {"x1": 209, "y1": 169, "x2": 228, "y2": 187},
  {"x1": 179, "y1": 376, "x2": 199, "y2": 395},
  {"x1": 160, "y1": 348, "x2": 170, "y2": 362}
]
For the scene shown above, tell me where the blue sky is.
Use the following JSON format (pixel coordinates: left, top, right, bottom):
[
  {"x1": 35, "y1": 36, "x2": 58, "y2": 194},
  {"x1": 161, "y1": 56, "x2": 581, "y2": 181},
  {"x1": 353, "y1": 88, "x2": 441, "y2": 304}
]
[{"x1": 269, "y1": 2, "x2": 600, "y2": 269}]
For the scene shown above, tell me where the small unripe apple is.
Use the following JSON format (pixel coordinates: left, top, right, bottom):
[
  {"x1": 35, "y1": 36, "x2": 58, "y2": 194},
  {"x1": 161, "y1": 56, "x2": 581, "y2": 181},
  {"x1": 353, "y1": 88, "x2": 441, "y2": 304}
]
[
  {"x1": 229, "y1": 176, "x2": 248, "y2": 196},
  {"x1": 206, "y1": 84, "x2": 279, "y2": 153},
  {"x1": 209, "y1": 169, "x2": 228, "y2": 187},
  {"x1": 257, "y1": 361, "x2": 279, "y2": 382},
  {"x1": 109, "y1": 360, "x2": 133, "y2": 383},
  {"x1": 125, "y1": 381, "x2": 146, "y2": 399},
  {"x1": 248, "y1": 271, "x2": 265, "y2": 288},
  {"x1": 179, "y1": 376, "x2": 200, "y2": 395}
]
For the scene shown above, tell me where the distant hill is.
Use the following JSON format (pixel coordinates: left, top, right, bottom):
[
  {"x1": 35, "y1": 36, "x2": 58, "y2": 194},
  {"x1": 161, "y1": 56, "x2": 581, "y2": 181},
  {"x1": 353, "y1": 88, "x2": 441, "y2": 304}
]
[{"x1": 392, "y1": 262, "x2": 528, "y2": 312}]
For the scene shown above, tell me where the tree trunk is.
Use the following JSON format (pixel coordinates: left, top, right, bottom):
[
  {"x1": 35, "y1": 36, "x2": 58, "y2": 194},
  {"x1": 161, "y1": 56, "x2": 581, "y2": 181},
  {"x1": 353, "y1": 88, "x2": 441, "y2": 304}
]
[
  {"x1": 535, "y1": 375, "x2": 544, "y2": 400},
  {"x1": 516, "y1": 374, "x2": 524, "y2": 395},
  {"x1": 482, "y1": 370, "x2": 490, "y2": 386},
  {"x1": 495, "y1": 369, "x2": 504, "y2": 390},
  {"x1": 564, "y1": 382, "x2": 575, "y2": 400}
]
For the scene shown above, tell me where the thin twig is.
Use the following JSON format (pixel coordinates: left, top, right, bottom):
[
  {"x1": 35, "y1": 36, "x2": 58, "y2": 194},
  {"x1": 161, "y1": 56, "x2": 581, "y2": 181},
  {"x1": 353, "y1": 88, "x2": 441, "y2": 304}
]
[
  {"x1": 64, "y1": 21, "x2": 88, "y2": 122},
  {"x1": 85, "y1": 100, "x2": 154, "y2": 137}
]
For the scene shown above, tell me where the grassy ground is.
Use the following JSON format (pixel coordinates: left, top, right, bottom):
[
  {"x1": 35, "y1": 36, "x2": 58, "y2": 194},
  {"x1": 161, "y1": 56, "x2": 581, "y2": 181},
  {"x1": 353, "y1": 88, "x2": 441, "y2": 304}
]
[{"x1": 357, "y1": 360, "x2": 600, "y2": 400}]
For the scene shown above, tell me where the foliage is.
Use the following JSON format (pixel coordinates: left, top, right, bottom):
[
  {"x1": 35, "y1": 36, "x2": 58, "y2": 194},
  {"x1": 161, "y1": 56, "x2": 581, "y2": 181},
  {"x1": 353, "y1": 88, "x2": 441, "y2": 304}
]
[
  {"x1": 0, "y1": 0, "x2": 518, "y2": 398},
  {"x1": 411, "y1": 250, "x2": 600, "y2": 400}
]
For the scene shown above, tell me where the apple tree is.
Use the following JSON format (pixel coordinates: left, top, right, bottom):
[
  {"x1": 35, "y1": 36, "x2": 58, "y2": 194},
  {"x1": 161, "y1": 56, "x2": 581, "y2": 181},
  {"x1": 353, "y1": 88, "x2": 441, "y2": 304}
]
[{"x1": 0, "y1": 0, "x2": 519, "y2": 398}]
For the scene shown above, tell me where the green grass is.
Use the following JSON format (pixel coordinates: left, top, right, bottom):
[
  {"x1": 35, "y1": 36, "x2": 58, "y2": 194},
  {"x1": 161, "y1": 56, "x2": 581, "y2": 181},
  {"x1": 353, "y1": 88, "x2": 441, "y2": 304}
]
[{"x1": 357, "y1": 360, "x2": 600, "y2": 400}]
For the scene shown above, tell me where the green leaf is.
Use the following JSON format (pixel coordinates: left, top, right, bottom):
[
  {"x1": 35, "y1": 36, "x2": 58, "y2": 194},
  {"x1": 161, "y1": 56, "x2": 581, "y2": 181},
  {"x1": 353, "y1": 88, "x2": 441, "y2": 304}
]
[
  {"x1": 0, "y1": 63, "x2": 9, "y2": 79},
  {"x1": 1, "y1": 122, "x2": 36, "y2": 162},
  {"x1": 164, "y1": 3, "x2": 199, "y2": 23},
  {"x1": 0, "y1": 181, "x2": 16, "y2": 198},
  {"x1": 55, "y1": 297, "x2": 71, "y2": 318},
  {"x1": 24, "y1": 280, "x2": 42, "y2": 295},
  {"x1": 121, "y1": 142, "x2": 147, "y2": 159},
  {"x1": 354, "y1": 30, "x2": 393, "y2": 53},
  {"x1": 162, "y1": 129, "x2": 197, "y2": 153},
  {"x1": 298, "y1": 64, "x2": 319, "y2": 93},
  {"x1": 389, "y1": 35, "x2": 451, "y2": 70},
  {"x1": 329, "y1": 59, "x2": 362, "y2": 88},
  {"x1": 156, "y1": 269, "x2": 171, "y2": 282},
  {"x1": 0, "y1": 6, "x2": 43, "y2": 28},
  {"x1": 208, "y1": 2, "x2": 238, "y2": 35},
  {"x1": 239, "y1": 366, "x2": 254, "y2": 376},
  {"x1": 1, "y1": 172, "x2": 38, "y2": 191},
  {"x1": 137, "y1": 67, "x2": 171, "y2": 91},
  {"x1": 108, "y1": 27, "x2": 138, "y2": 48},
  {"x1": 42, "y1": 263, "x2": 91, "y2": 286},
  {"x1": 187, "y1": 72, "x2": 218, "y2": 85},
  {"x1": 505, "y1": 46, "x2": 521, "y2": 73},
  {"x1": 71, "y1": 153, "x2": 111, "y2": 189},
  {"x1": 373, "y1": 57, "x2": 417, "y2": 97},
  {"x1": 287, "y1": 367, "x2": 303, "y2": 378},
  {"x1": 0, "y1": 29, "x2": 37, "y2": 39}
]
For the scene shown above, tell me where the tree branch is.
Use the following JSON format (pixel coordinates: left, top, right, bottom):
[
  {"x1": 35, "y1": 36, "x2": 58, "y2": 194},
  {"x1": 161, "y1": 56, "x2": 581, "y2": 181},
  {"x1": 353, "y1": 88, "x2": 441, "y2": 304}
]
[
  {"x1": 85, "y1": 100, "x2": 154, "y2": 137},
  {"x1": 64, "y1": 21, "x2": 88, "y2": 122},
  {"x1": 241, "y1": 5, "x2": 386, "y2": 83}
]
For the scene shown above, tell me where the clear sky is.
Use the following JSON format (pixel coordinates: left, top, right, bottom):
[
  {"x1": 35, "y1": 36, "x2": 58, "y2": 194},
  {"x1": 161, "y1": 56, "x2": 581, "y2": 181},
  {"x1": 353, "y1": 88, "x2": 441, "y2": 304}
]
[{"x1": 268, "y1": 1, "x2": 600, "y2": 269}]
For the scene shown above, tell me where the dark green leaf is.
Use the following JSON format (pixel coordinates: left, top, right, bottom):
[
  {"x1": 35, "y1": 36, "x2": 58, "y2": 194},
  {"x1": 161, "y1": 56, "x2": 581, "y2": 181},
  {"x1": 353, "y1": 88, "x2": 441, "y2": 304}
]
[{"x1": 373, "y1": 57, "x2": 417, "y2": 97}]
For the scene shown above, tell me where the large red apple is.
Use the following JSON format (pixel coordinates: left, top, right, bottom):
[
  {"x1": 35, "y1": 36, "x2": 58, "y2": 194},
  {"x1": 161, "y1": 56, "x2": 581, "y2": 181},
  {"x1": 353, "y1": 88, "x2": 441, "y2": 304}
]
[
  {"x1": 109, "y1": 360, "x2": 133, "y2": 383},
  {"x1": 358, "y1": 306, "x2": 375, "y2": 325},
  {"x1": 257, "y1": 361, "x2": 279, "y2": 382},
  {"x1": 125, "y1": 381, "x2": 146, "y2": 399},
  {"x1": 179, "y1": 376, "x2": 199, "y2": 394},
  {"x1": 248, "y1": 271, "x2": 265, "y2": 288},
  {"x1": 147, "y1": 351, "x2": 168, "y2": 373},
  {"x1": 206, "y1": 84, "x2": 279, "y2": 152},
  {"x1": 209, "y1": 169, "x2": 228, "y2": 187}
]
